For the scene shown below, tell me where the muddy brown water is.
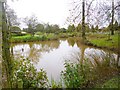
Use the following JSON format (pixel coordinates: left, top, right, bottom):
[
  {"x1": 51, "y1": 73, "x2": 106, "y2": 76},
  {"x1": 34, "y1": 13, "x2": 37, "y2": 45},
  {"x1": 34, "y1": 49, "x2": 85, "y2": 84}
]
[{"x1": 11, "y1": 37, "x2": 117, "y2": 83}]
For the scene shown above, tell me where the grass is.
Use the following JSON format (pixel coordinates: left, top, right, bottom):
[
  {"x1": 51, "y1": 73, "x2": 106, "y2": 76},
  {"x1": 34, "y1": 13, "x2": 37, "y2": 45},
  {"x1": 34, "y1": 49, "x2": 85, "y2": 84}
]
[
  {"x1": 96, "y1": 76, "x2": 120, "y2": 88},
  {"x1": 10, "y1": 32, "x2": 81, "y2": 43},
  {"x1": 87, "y1": 32, "x2": 119, "y2": 52},
  {"x1": 11, "y1": 33, "x2": 57, "y2": 43}
]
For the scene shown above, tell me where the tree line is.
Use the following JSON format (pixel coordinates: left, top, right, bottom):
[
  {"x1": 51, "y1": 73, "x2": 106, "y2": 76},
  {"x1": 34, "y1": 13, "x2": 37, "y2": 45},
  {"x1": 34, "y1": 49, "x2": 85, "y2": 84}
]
[{"x1": 6, "y1": 0, "x2": 120, "y2": 38}]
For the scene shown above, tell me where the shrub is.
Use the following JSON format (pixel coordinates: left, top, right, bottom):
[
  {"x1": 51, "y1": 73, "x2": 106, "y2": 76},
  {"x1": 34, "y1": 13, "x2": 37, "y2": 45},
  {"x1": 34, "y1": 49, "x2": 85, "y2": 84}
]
[
  {"x1": 61, "y1": 62, "x2": 85, "y2": 88},
  {"x1": 11, "y1": 59, "x2": 48, "y2": 88}
]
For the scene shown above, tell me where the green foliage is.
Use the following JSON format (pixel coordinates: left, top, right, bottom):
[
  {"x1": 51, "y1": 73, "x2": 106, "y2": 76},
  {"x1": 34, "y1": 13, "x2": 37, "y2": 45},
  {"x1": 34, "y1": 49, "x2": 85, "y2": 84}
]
[
  {"x1": 94, "y1": 25, "x2": 98, "y2": 31},
  {"x1": 44, "y1": 24, "x2": 60, "y2": 33},
  {"x1": 36, "y1": 23, "x2": 44, "y2": 32},
  {"x1": 67, "y1": 24, "x2": 75, "y2": 32},
  {"x1": 96, "y1": 76, "x2": 120, "y2": 88},
  {"x1": 61, "y1": 62, "x2": 86, "y2": 88},
  {"x1": 49, "y1": 78, "x2": 62, "y2": 88},
  {"x1": 10, "y1": 26, "x2": 21, "y2": 34},
  {"x1": 11, "y1": 35, "x2": 44, "y2": 42},
  {"x1": 11, "y1": 33, "x2": 58, "y2": 42},
  {"x1": 114, "y1": 21, "x2": 119, "y2": 31},
  {"x1": 91, "y1": 25, "x2": 95, "y2": 32},
  {"x1": 51, "y1": 24, "x2": 60, "y2": 33},
  {"x1": 11, "y1": 32, "x2": 82, "y2": 43},
  {"x1": 85, "y1": 24, "x2": 90, "y2": 32},
  {"x1": 87, "y1": 33, "x2": 118, "y2": 50},
  {"x1": 60, "y1": 28, "x2": 66, "y2": 33},
  {"x1": 11, "y1": 59, "x2": 48, "y2": 88},
  {"x1": 23, "y1": 15, "x2": 38, "y2": 36},
  {"x1": 75, "y1": 24, "x2": 82, "y2": 32},
  {"x1": 61, "y1": 51, "x2": 118, "y2": 88},
  {"x1": 75, "y1": 23, "x2": 90, "y2": 33}
]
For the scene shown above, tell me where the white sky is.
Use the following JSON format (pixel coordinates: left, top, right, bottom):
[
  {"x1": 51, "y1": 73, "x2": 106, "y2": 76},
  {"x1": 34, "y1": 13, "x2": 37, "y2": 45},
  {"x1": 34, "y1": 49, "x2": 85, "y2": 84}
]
[{"x1": 7, "y1": 0, "x2": 71, "y2": 28}]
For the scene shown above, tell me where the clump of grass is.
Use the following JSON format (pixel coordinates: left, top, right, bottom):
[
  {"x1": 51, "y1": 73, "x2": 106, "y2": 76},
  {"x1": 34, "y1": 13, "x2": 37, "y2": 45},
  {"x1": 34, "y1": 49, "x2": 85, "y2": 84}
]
[{"x1": 49, "y1": 78, "x2": 63, "y2": 88}]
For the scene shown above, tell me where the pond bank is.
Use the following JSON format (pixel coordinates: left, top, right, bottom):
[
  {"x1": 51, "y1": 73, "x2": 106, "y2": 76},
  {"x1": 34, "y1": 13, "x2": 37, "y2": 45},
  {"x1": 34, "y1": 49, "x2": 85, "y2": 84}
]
[
  {"x1": 11, "y1": 32, "x2": 119, "y2": 54},
  {"x1": 96, "y1": 75, "x2": 120, "y2": 88},
  {"x1": 10, "y1": 33, "x2": 81, "y2": 43},
  {"x1": 84, "y1": 33, "x2": 119, "y2": 88},
  {"x1": 85, "y1": 33, "x2": 119, "y2": 54}
]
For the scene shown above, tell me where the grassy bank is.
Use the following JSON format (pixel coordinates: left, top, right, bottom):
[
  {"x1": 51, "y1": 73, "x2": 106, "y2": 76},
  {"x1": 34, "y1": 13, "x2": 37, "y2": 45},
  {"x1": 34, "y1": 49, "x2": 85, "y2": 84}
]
[
  {"x1": 86, "y1": 32, "x2": 119, "y2": 52},
  {"x1": 96, "y1": 76, "x2": 120, "y2": 88},
  {"x1": 10, "y1": 32, "x2": 81, "y2": 43},
  {"x1": 85, "y1": 32, "x2": 119, "y2": 88},
  {"x1": 11, "y1": 34, "x2": 57, "y2": 43}
]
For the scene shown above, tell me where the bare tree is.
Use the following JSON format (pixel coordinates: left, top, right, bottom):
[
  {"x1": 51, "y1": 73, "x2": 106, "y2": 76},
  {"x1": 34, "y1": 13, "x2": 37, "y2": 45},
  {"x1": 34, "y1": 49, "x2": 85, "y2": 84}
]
[
  {"x1": 66, "y1": 0, "x2": 96, "y2": 38},
  {"x1": 23, "y1": 15, "x2": 38, "y2": 36},
  {"x1": 5, "y1": 5, "x2": 20, "y2": 26},
  {"x1": 95, "y1": 0, "x2": 120, "y2": 33}
]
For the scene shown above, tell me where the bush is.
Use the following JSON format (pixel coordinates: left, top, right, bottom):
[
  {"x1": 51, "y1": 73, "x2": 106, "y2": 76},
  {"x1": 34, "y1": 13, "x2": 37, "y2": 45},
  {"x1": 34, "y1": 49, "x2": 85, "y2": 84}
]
[
  {"x1": 11, "y1": 59, "x2": 48, "y2": 88},
  {"x1": 61, "y1": 62, "x2": 86, "y2": 88}
]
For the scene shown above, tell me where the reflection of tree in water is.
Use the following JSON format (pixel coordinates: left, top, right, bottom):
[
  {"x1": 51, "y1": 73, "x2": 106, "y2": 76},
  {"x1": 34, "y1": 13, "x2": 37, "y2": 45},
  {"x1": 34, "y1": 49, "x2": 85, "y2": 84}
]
[
  {"x1": 40, "y1": 40, "x2": 60, "y2": 50},
  {"x1": 67, "y1": 37, "x2": 75, "y2": 47},
  {"x1": 75, "y1": 38, "x2": 87, "y2": 64},
  {"x1": 66, "y1": 38, "x2": 118, "y2": 86},
  {"x1": 65, "y1": 37, "x2": 88, "y2": 64},
  {"x1": 12, "y1": 40, "x2": 60, "y2": 64},
  {"x1": 66, "y1": 49, "x2": 118, "y2": 87}
]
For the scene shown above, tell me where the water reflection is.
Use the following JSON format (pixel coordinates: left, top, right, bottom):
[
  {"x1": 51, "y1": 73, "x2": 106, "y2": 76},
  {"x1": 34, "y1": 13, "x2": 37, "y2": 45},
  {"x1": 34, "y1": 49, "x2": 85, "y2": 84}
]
[
  {"x1": 11, "y1": 37, "x2": 117, "y2": 82},
  {"x1": 11, "y1": 40, "x2": 60, "y2": 63}
]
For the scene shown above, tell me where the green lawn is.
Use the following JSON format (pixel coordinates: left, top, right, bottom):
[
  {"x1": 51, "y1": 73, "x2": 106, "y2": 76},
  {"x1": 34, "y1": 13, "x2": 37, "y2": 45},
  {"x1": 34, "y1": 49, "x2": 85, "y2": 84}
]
[{"x1": 87, "y1": 33, "x2": 119, "y2": 51}]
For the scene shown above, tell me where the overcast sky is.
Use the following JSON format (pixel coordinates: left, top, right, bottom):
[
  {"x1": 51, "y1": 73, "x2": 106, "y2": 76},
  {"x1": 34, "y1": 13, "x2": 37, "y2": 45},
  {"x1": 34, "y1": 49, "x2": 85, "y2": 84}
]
[{"x1": 7, "y1": 0, "x2": 72, "y2": 28}]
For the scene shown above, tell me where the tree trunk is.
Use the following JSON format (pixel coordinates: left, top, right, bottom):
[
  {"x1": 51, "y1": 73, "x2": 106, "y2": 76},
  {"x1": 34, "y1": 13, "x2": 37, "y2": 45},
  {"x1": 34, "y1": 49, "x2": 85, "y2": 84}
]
[
  {"x1": 2, "y1": 2, "x2": 12, "y2": 88},
  {"x1": 111, "y1": 0, "x2": 114, "y2": 35},
  {"x1": 0, "y1": 2, "x2": 2, "y2": 90},
  {"x1": 82, "y1": 0, "x2": 85, "y2": 38}
]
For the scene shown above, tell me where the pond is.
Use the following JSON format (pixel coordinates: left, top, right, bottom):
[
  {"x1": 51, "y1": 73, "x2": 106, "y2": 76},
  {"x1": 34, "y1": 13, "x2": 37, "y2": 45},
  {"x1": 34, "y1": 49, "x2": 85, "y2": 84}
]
[{"x1": 11, "y1": 37, "x2": 117, "y2": 82}]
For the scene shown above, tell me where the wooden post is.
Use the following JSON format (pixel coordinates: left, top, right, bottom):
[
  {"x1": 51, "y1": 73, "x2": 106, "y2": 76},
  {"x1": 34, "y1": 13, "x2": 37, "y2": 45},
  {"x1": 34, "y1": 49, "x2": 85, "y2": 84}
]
[
  {"x1": 1, "y1": 0, "x2": 12, "y2": 88},
  {"x1": 0, "y1": 1, "x2": 2, "y2": 89}
]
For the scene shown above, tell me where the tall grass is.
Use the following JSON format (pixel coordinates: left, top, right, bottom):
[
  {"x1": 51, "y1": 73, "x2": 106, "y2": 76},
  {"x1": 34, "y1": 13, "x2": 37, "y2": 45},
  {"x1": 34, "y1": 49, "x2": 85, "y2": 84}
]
[
  {"x1": 49, "y1": 78, "x2": 63, "y2": 88},
  {"x1": 61, "y1": 51, "x2": 118, "y2": 88}
]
